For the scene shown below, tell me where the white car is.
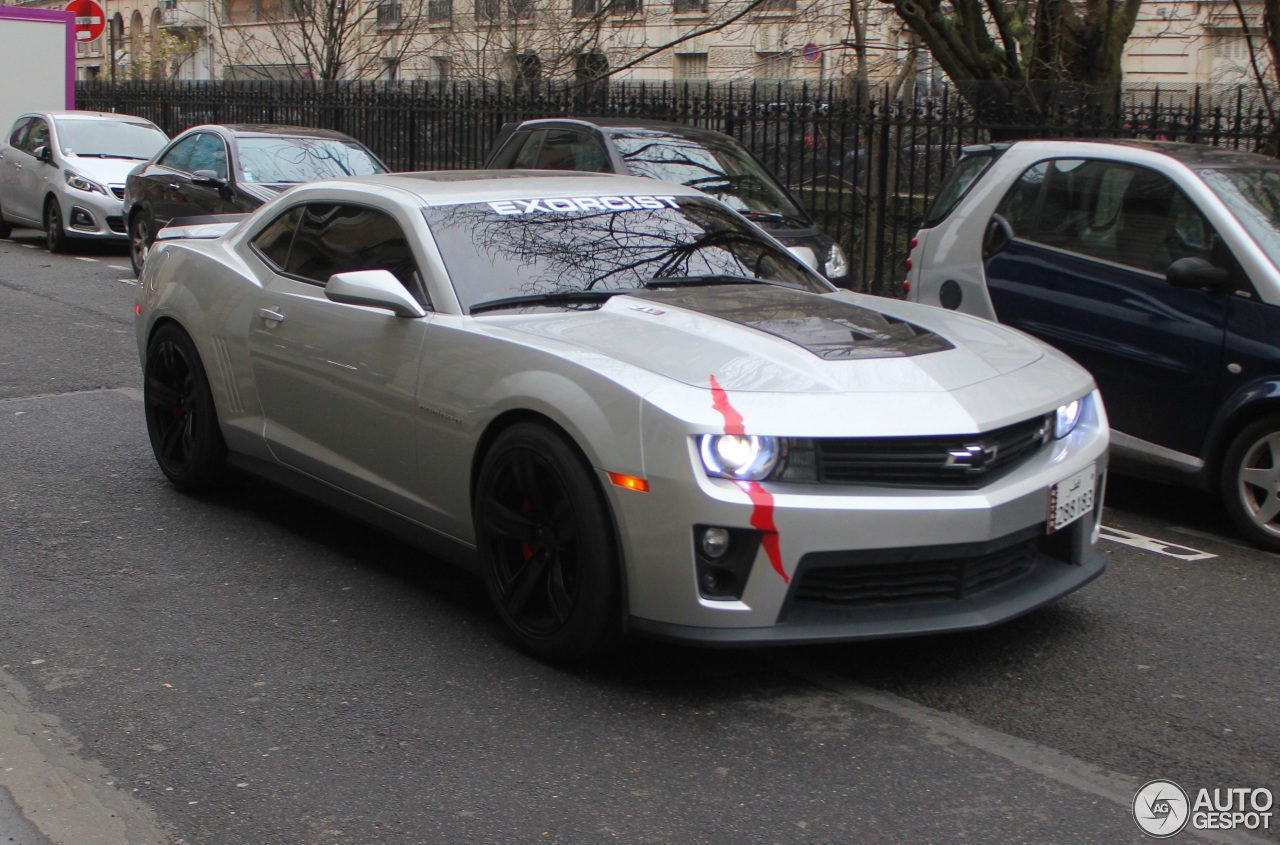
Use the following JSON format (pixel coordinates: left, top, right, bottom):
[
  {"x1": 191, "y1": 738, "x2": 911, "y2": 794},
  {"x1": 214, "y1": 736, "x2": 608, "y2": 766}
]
[
  {"x1": 0, "y1": 110, "x2": 168, "y2": 252},
  {"x1": 137, "y1": 171, "x2": 1109, "y2": 660}
]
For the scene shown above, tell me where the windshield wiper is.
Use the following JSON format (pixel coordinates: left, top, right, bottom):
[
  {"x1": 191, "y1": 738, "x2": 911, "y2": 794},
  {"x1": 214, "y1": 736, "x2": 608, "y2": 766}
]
[
  {"x1": 644, "y1": 274, "x2": 767, "y2": 289},
  {"x1": 469, "y1": 290, "x2": 627, "y2": 315},
  {"x1": 75, "y1": 153, "x2": 150, "y2": 160}
]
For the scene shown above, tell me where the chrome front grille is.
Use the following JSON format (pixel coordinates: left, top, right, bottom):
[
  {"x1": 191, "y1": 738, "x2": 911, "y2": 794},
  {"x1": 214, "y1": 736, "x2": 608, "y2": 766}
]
[
  {"x1": 810, "y1": 414, "x2": 1051, "y2": 488},
  {"x1": 111, "y1": 186, "x2": 126, "y2": 200}
]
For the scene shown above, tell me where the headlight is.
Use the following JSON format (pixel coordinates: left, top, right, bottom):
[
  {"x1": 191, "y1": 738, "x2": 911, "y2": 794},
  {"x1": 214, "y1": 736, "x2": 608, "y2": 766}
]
[
  {"x1": 825, "y1": 243, "x2": 849, "y2": 279},
  {"x1": 699, "y1": 434, "x2": 780, "y2": 481},
  {"x1": 64, "y1": 169, "x2": 107, "y2": 195},
  {"x1": 1054, "y1": 398, "x2": 1083, "y2": 439}
]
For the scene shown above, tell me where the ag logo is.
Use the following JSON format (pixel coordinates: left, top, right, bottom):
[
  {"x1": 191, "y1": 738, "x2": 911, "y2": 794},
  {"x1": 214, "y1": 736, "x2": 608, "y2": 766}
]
[{"x1": 1134, "y1": 779, "x2": 1190, "y2": 837}]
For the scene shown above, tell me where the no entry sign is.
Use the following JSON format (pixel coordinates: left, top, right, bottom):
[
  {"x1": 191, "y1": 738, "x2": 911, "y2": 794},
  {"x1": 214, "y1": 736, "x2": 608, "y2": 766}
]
[{"x1": 65, "y1": 0, "x2": 105, "y2": 42}]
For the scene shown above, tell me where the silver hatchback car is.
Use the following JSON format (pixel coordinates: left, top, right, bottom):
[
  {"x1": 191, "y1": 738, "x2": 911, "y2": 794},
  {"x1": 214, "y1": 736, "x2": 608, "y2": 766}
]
[{"x1": 0, "y1": 110, "x2": 168, "y2": 252}]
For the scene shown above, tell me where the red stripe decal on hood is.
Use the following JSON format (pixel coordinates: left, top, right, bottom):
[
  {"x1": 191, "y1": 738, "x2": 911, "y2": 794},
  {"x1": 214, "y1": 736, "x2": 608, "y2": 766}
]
[{"x1": 709, "y1": 375, "x2": 789, "y2": 585}]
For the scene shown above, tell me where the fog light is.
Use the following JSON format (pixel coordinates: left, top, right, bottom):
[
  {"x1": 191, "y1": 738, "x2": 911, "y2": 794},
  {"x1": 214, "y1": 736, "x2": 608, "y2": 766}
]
[
  {"x1": 70, "y1": 207, "x2": 95, "y2": 230},
  {"x1": 700, "y1": 527, "x2": 730, "y2": 559}
]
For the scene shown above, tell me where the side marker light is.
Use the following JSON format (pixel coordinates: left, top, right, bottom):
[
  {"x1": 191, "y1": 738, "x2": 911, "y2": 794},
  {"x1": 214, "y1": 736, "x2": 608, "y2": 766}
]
[{"x1": 608, "y1": 472, "x2": 649, "y2": 492}]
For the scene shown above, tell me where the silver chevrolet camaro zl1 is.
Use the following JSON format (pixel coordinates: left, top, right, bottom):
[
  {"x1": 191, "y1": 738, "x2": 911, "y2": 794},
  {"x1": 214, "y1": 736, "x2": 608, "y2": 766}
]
[{"x1": 135, "y1": 171, "x2": 1109, "y2": 660}]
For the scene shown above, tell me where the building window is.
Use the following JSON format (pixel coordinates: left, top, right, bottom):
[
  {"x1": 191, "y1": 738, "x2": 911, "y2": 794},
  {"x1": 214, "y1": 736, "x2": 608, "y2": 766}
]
[
  {"x1": 431, "y1": 56, "x2": 450, "y2": 81},
  {"x1": 755, "y1": 51, "x2": 790, "y2": 79},
  {"x1": 226, "y1": 0, "x2": 301, "y2": 23},
  {"x1": 756, "y1": 0, "x2": 796, "y2": 10},
  {"x1": 673, "y1": 0, "x2": 705, "y2": 12},
  {"x1": 674, "y1": 52, "x2": 707, "y2": 79},
  {"x1": 611, "y1": 0, "x2": 640, "y2": 15},
  {"x1": 427, "y1": 0, "x2": 451, "y2": 22},
  {"x1": 376, "y1": 1, "x2": 401, "y2": 24},
  {"x1": 476, "y1": 0, "x2": 500, "y2": 20}
]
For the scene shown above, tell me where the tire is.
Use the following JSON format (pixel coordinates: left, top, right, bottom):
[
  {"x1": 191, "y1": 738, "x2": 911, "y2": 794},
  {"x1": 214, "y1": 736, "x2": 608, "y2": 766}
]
[
  {"x1": 474, "y1": 423, "x2": 623, "y2": 661},
  {"x1": 1221, "y1": 413, "x2": 1280, "y2": 553},
  {"x1": 143, "y1": 323, "x2": 229, "y2": 492},
  {"x1": 0, "y1": 197, "x2": 12, "y2": 240},
  {"x1": 129, "y1": 212, "x2": 152, "y2": 277},
  {"x1": 45, "y1": 197, "x2": 69, "y2": 254}
]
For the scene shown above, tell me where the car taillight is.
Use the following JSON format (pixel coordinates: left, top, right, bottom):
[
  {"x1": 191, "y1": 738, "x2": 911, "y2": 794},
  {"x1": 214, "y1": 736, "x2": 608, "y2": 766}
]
[{"x1": 902, "y1": 280, "x2": 911, "y2": 295}]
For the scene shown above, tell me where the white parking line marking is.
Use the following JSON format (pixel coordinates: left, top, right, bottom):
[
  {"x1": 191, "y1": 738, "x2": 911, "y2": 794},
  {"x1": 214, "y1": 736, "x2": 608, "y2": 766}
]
[
  {"x1": 108, "y1": 265, "x2": 130, "y2": 271},
  {"x1": 20, "y1": 244, "x2": 37, "y2": 249},
  {"x1": 792, "y1": 669, "x2": 1269, "y2": 845},
  {"x1": 117, "y1": 278, "x2": 137, "y2": 286},
  {"x1": 74, "y1": 257, "x2": 97, "y2": 263},
  {"x1": 1099, "y1": 525, "x2": 1217, "y2": 560}
]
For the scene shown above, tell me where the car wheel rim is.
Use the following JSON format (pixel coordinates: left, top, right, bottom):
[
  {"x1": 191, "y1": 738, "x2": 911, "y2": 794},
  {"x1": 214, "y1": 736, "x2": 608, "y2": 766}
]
[
  {"x1": 480, "y1": 450, "x2": 581, "y2": 637},
  {"x1": 131, "y1": 218, "x2": 149, "y2": 270},
  {"x1": 145, "y1": 338, "x2": 199, "y2": 475},
  {"x1": 1236, "y1": 430, "x2": 1280, "y2": 537},
  {"x1": 46, "y1": 203, "x2": 62, "y2": 250}
]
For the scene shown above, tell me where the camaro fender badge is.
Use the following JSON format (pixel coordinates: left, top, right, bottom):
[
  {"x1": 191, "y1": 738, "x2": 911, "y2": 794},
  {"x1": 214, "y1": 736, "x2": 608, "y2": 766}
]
[
  {"x1": 486, "y1": 196, "x2": 681, "y2": 215},
  {"x1": 418, "y1": 404, "x2": 462, "y2": 424},
  {"x1": 708, "y1": 375, "x2": 789, "y2": 585},
  {"x1": 629, "y1": 305, "x2": 665, "y2": 316}
]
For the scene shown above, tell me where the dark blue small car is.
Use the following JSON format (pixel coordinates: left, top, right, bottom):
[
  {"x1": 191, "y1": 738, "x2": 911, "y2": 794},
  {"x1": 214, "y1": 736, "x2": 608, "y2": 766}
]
[{"x1": 906, "y1": 139, "x2": 1280, "y2": 552}]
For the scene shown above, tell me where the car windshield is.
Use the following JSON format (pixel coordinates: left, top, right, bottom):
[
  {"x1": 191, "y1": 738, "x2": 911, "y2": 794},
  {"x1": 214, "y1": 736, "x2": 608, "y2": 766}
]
[
  {"x1": 54, "y1": 117, "x2": 167, "y2": 159},
  {"x1": 1198, "y1": 167, "x2": 1280, "y2": 268},
  {"x1": 422, "y1": 194, "x2": 830, "y2": 312},
  {"x1": 610, "y1": 131, "x2": 809, "y2": 225},
  {"x1": 236, "y1": 137, "x2": 386, "y2": 183}
]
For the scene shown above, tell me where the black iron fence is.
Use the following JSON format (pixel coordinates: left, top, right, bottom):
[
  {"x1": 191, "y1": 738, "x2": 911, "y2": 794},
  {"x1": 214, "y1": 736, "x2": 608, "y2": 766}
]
[{"x1": 77, "y1": 79, "x2": 1280, "y2": 294}]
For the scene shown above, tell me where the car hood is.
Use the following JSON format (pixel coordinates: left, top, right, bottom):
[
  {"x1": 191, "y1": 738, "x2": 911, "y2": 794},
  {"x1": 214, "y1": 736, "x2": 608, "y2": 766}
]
[
  {"x1": 499, "y1": 285, "x2": 1046, "y2": 394},
  {"x1": 63, "y1": 155, "x2": 145, "y2": 185}
]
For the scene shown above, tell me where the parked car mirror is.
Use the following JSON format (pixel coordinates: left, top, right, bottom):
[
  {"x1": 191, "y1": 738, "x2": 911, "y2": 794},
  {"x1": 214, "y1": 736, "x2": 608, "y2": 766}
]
[
  {"x1": 1166, "y1": 256, "x2": 1229, "y2": 290},
  {"x1": 325, "y1": 270, "x2": 426, "y2": 318},
  {"x1": 34, "y1": 145, "x2": 53, "y2": 164},
  {"x1": 191, "y1": 169, "x2": 226, "y2": 187},
  {"x1": 982, "y1": 214, "x2": 1014, "y2": 260}
]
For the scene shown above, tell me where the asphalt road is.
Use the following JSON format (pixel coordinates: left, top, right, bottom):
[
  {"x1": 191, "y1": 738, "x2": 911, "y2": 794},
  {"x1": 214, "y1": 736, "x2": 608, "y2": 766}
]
[{"x1": 1, "y1": 229, "x2": 1277, "y2": 845}]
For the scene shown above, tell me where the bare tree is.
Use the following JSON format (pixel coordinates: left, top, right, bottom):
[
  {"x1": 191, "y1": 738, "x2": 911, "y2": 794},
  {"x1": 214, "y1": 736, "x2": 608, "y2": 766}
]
[{"x1": 883, "y1": 0, "x2": 1145, "y2": 130}]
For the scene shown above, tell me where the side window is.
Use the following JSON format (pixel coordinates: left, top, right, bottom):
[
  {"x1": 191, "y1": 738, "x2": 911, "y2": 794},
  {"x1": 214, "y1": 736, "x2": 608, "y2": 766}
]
[
  {"x1": 187, "y1": 134, "x2": 229, "y2": 179},
  {"x1": 512, "y1": 130, "x2": 545, "y2": 169},
  {"x1": 489, "y1": 130, "x2": 533, "y2": 169},
  {"x1": 534, "y1": 129, "x2": 609, "y2": 172},
  {"x1": 158, "y1": 135, "x2": 200, "y2": 172},
  {"x1": 25, "y1": 119, "x2": 50, "y2": 155},
  {"x1": 1001, "y1": 159, "x2": 1218, "y2": 276},
  {"x1": 994, "y1": 161, "x2": 1048, "y2": 237},
  {"x1": 284, "y1": 203, "x2": 425, "y2": 299},
  {"x1": 7, "y1": 118, "x2": 31, "y2": 150},
  {"x1": 250, "y1": 205, "x2": 304, "y2": 270}
]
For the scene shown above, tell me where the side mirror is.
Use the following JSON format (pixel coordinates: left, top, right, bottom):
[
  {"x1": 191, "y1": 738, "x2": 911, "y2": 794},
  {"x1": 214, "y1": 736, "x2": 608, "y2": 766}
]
[
  {"x1": 982, "y1": 214, "x2": 1013, "y2": 260},
  {"x1": 786, "y1": 245, "x2": 818, "y2": 270},
  {"x1": 191, "y1": 169, "x2": 226, "y2": 187},
  {"x1": 1166, "y1": 256, "x2": 1229, "y2": 290},
  {"x1": 34, "y1": 145, "x2": 53, "y2": 164},
  {"x1": 325, "y1": 269, "x2": 426, "y2": 318}
]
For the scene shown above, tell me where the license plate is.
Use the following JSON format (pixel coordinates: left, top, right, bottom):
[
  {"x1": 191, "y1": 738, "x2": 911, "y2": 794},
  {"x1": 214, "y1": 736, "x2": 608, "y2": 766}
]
[{"x1": 1048, "y1": 463, "x2": 1096, "y2": 534}]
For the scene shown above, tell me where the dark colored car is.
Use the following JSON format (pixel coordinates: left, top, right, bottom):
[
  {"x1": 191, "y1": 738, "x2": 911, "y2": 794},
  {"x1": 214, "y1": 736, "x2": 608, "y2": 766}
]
[
  {"x1": 906, "y1": 139, "x2": 1280, "y2": 551},
  {"x1": 482, "y1": 118, "x2": 851, "y2": 286},
  {"x1": 124, "y1": 124, "x2": 387, "y2": 275}
]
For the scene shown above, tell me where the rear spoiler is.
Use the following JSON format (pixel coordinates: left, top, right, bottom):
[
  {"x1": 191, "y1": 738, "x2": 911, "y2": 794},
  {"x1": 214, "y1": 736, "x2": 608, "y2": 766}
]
[{"x1": 155, "y1": 214, "x2": 250, "y2": 241}]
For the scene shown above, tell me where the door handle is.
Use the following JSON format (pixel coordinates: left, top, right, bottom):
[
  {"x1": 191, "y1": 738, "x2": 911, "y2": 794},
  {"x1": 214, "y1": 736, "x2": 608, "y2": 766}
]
[
  {"x1": 168, "y1": 183, "x2": 181, "y2": 192},
  {"x1": 258, "y1": 307, "x2": 284, "y2": 323}
]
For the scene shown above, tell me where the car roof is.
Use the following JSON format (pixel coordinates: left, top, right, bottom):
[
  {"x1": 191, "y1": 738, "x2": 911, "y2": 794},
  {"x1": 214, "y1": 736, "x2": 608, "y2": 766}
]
[
  {"x1": 27, "y1": 110, "x2": 157, "y2": 123},
  {"x1": 507, "y1": 117, "x2": 727, "y2": 140},
  {"x1": 991, "y1": 138, "x2": 1280, "y2": 170},
  {"x1": 286, "y1": 169, "x2": 715, "y2": 206},
  {"x1": 180, "y1": 124, "x2": 363, "y2": 141}
]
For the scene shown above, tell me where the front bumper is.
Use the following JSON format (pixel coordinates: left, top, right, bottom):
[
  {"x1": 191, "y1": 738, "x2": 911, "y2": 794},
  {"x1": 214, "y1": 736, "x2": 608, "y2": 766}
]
[
  {"x1": 609, "y1": 394, "x2": 1109, "y2": 646},
  {"x1": 57, "y1": 185, "x2": 127, "y2": 240}
]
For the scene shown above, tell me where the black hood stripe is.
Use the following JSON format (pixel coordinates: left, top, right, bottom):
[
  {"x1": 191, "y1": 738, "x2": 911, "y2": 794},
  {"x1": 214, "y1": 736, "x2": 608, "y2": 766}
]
[{"x1": 634, "y1": 286, "x2": 953, "y2": 360}]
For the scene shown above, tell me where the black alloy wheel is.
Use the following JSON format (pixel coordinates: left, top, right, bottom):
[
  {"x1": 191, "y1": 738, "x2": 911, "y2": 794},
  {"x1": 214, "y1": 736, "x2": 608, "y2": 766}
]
[
  {"x1": 1221, "y1": 413, "x2": 1280, "y2": 553},
  {"x1": 475, "y1": 423, "x2": 622, "y2": 661},
  {"x1": 143, "y1": 323, "x2": 228, "y2": 492},
  {"x1": 129, "y1": 212, "x2": 152, "y2": 277},
  {"x1": 45, "y1": 197, "x2": 69, "y2": 254}
]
